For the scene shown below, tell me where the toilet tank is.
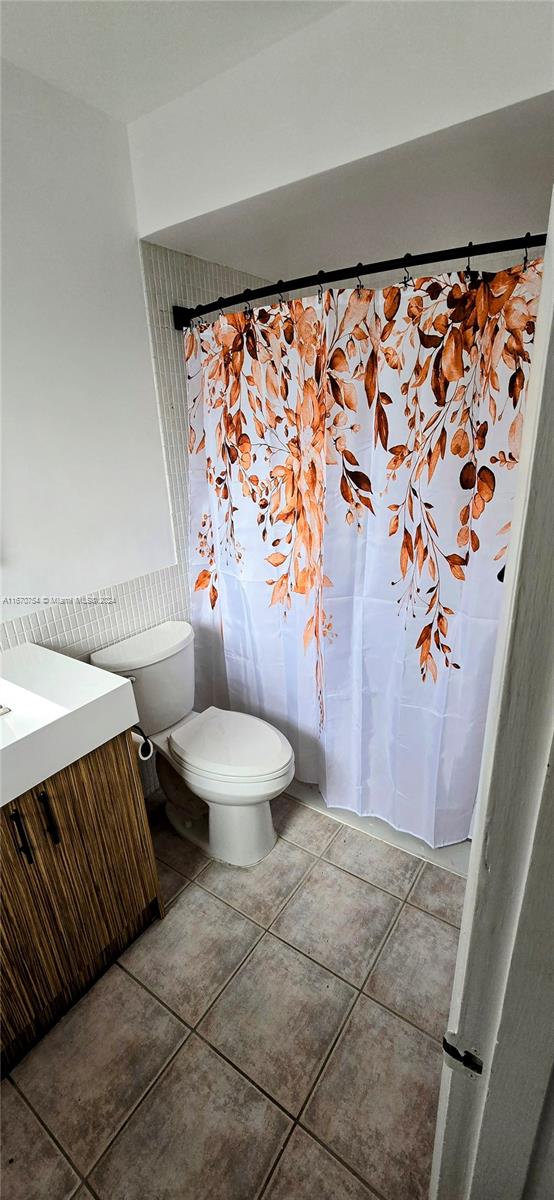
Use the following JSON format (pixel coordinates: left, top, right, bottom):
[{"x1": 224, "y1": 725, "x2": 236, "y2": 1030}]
[{"x1": 90, "y1": 621, "x2": 194, "y2": 735}]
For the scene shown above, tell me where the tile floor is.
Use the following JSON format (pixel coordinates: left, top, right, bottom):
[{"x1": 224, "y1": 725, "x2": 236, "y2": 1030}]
[{"x1": 2, "y1": 792, "x2": 466, "y2": 1200}]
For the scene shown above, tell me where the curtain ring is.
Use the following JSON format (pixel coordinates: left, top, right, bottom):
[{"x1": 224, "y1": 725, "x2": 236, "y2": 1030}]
[
  {"x1": 523, "y1": 232, "x2": 530, "y2": 270},
  {"x1": 464, "y1": 241, "x2": 480, "y2": 286},
  {"x1": 402, "y1": 254, "x2": 414, "y2": 289},
  {"x1": 465, "y1": 241, "x2": 473, "y2": 281}
]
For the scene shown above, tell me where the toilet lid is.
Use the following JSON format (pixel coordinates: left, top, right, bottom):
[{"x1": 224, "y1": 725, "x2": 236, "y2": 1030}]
[{"x1": 169, "y1": 707, "x2": 293, "y2": 781}]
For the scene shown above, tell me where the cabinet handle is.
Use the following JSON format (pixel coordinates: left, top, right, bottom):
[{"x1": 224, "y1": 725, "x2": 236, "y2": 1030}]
[
  {"x1": 38, "y1": 790, "x2": 61, "y2": 845},
  {"x1": 10, "y1": 810, "x2": 34, "y2": 865}
]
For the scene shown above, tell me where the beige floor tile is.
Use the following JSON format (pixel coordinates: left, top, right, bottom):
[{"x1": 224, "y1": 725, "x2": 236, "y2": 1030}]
[
  {"x1": 90, "y1": 1035, "x2": 291, "y2": 1200},
  {"x1": 199, "y1": 934, "x2": 355, "y2": 1115},
  {"x1": 199, "y1": 837, "x2": 314, "y2": 926},
  {"x1": 1, "y1": 1081, "x2": 79, "y2": 1200},
  {"x1": 272, "y1": 794, "x2": 339, "y2": 854},
  {"x1": 303, "y1": 995, "x2": 442, "y2": 1200},
  {"x1": 271, "y1": 860, "x2": 400, "y2": 985},
  {"x1": 11, "y1": 967, "x2": 185, "y2": 1176},
  {"x1": 324, "y1": 826, "x2": 420, "y2": 897},
  {"x1": 120, "y1": 884, "x2": 261, "y2": 1025},
  {"x1": 264, "y1": 1127, "x2": 379, "y2": 1199},
  {"x1": 155, "y1": 858, "x2": 189, "y2": 907},
  {"x1": 409, "y1": 862, "x2": 466, "y2": 926},
  {"x1": 365, "y1": 905, "x2": 459, "y2": 1040},
  {"x1": 152, "y1": 821, "x2": 210, "y2": 878}
]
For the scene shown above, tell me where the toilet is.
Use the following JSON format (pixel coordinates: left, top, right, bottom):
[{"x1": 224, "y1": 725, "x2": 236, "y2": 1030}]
[{"x1": 90, "y1": 621, "x2": 294, "y2": 866}]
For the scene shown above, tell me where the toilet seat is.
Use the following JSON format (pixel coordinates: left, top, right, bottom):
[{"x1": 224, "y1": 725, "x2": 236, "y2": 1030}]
[{"x1": 169, "y1": 706, "x2": 294, "y2": 783}]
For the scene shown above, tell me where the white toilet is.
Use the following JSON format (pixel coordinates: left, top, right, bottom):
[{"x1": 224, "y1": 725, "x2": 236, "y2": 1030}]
[{"x1": 91, "y1": 621, "x2": 294, "y2": 867}]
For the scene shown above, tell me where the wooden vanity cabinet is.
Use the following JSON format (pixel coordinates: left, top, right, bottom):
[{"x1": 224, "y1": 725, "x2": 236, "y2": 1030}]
[{"x1": 1, "y1": 730, "x2": 162, "y2": 1072}]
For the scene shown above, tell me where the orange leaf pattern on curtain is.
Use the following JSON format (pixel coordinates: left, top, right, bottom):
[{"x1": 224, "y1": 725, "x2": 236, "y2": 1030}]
[{"x1": 185, "y1": 260, "x2": 542, "y2": 716}]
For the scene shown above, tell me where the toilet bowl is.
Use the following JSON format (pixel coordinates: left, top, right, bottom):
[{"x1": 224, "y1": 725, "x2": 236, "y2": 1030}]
[
  {"x1": 154, "y1": 707, "x2": 294, "y2": 866},
  {"x1": 90, "y1": 623, "x2": 294, "y2": 867}
]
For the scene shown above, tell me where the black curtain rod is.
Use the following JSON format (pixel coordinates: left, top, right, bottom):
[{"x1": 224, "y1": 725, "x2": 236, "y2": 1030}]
[{"x1": 172, "y1": 233, "x2": 546, "y2": 330}]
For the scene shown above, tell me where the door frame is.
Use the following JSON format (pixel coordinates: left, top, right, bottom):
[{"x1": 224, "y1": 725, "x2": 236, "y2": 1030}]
[{"x1": 431, "y1": 194, "x2": 554, "y2": 1198}]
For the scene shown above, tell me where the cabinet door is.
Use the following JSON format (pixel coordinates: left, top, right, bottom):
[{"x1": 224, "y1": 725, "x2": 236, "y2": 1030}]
[
  {"x1": 33, "y1": 731, "x2": 162, "y2": 971},
  {"x1": 1, "y1": 731, "x2": 161, "y2": 1070},
  {"x1": 1, "y1": 795, "x2": 73, "y2": 1059}
]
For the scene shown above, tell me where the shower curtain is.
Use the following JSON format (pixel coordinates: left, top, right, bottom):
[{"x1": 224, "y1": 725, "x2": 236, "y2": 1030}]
[{"x1": 184, "y1": 259, "x2": 542, "y2": 846}]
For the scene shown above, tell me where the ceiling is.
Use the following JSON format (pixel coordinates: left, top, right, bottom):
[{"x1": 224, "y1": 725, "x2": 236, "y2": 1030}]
[
  {"x1": 0, "y1": 0, "x2": 343, "y2": 122},
  {"x1": 151, "y1": 93, "x2": 554, "y2": 283}
]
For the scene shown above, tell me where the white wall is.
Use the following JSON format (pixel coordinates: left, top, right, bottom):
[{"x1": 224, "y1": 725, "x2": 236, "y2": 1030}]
[
  {"x1": 152, "y1": 94, "x2": 553, "y2": 281},
  {"x1": 1, "y1": 61, "x2": 175, "y2": 612},
  {"x1": 129, "y1": 1, "x2": 553, "y2": 237}
]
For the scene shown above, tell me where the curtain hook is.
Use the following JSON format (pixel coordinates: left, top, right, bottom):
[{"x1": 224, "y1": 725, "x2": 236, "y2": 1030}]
[
  {"x1": 317, "y1": 270, "x2": 325, "y2": 305},
  {"x1": 355, "y1": 262, "x2": 364, "y2": 294},
  {"x1": 217, "y1": 297, "x2": 225, "y2": 318},
  {"x1": 523, "y1": 232, "x2": 530, "y2": 270},
  {"x1": 402, "y1": 254, "x2": 414, "y2": 289},
  {"x1": 464, "y1": 241, "x2": 480, "y2": 286},
  {"x1": 465, "y1": 241, "x2": 473, "y2": 282},
  {"x1": 276, "y1": 279, "x2": 285, "y2": 307},
  {"x1": 243, "y1": 289, "x2": 253, "y2": 318}
]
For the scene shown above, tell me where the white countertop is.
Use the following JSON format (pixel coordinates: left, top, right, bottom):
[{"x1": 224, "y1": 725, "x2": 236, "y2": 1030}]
[{"x1": 0, "y1": 643, "x2": 138, "y2": 804}]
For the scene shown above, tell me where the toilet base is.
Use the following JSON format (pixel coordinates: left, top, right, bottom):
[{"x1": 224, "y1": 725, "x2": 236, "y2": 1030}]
[{"x1": 165, "y1": 798, "x2": 277, "y2": 868}]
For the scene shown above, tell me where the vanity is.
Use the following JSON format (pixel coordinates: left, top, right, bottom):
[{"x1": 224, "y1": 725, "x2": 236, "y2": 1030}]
[{"x1": 0, "y1": 643, "x2": 162, "y2": 1072}]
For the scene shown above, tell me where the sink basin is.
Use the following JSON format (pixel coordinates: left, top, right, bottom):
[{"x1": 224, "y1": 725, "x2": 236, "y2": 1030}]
[{"x1": 0, "y1": 643, "x2": 138, "y2": 804}]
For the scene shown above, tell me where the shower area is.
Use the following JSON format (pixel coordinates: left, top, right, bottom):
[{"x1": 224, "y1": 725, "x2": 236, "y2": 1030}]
[{"x1": 181, "y1": 251, "x2": 543, "y2": 850}]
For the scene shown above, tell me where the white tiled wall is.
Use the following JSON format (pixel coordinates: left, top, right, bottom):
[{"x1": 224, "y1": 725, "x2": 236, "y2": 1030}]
[{"x1": 1, "y1": 242, "x2": 266, "y2": 787}]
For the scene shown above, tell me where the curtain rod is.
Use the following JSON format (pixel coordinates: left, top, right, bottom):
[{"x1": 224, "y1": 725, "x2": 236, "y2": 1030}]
[{"x1": 172, "y1": 233, "x2": 546, "y2": 329}]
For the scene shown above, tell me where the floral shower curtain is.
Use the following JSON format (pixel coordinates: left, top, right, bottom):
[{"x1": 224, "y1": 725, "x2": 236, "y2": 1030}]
[{"x1": 184, "y1": 259, "x2": 542, "y2": 847}]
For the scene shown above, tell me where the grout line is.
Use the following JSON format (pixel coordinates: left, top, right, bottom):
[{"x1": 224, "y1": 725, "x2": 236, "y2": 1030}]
[
  {"x1": 192, "y1": 1030, "x2": 296, "y2": 1121},
  {"x1": 255, "y1": 1121, "x2": 298, "y2": 1199},
  {"x1": 407, "y1": 896, "x2": 463, "y2": 931},
  {"x1": 357, "y1": 900, "x2": 405, "y2": 990},
  {"x1": 255, "y1": 852, "x2": 320, "y2": 927},
  {"x1": 293, "y1": 862, "x2": 437, "y2": 1127},
  {"x1": 188, "y1": 927, "x2": 266, "y2": 1030},
  {"x1": 190, "y1": 837, "x2": 320, "y2": 930},
  {"x1": 256, "y1": 1125, "x2": 299, "y2": 1200},
  {"x1": 161, "y1": 880, "x2": 190, "y2": 909},
  {"x1": 117, "y1": 914, "x2": 265, "y2": 1035},
  {"x1": 7, "y1": 1077, "x2": 87, "y2": 1188},
  {"x1": 361, "y1": 990, "x2": 446, "y2": 1047},
  {"x1": 296, "y1": 1123, "x2": 391, "y2": 1200},
  {"x1": 358, "y1": 859, "x2": 426, "y2": 992},
  {"x1": 152, "y1": 849, "x2": 207, "y2": 882},
  {"x1": 295, "y1": 990, "x2": 364, "y2": 1127},
  {"x1": 275, "y1": 827, "x2": 338, "y2": 857},
  {"x1": 320, "y1": 853, "x2": 423, "y2": 903},
  {"x1": 154, "y1": 855, "x2": 191, "y2": 888},
  {"x1": 115, "y1": 961, "x2": 191, "y2": 1031},
  {"x1": 192, "y1": 856, "x2": 213, "y2": 880},
  {"x1": 266, "y1": 926, "x2": 363, "y2": 991},
  {"x1": 81, "y1": 1033, "x2": 189, "y2": 1184},
  {"x1": 83, "y1": 1175, "x2": 103, "y2": 1200},
  {"x1": 190, "y1": 877, "x2": 268, "y2": 931},
  {"x1": 284, "y1": 788, "x2": 470, "y2": 878}
]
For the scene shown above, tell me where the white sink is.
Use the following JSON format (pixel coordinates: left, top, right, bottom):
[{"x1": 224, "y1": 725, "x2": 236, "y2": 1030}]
[{"x1": 0, "y1": 643, "x2": 138, "y2": 805}]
